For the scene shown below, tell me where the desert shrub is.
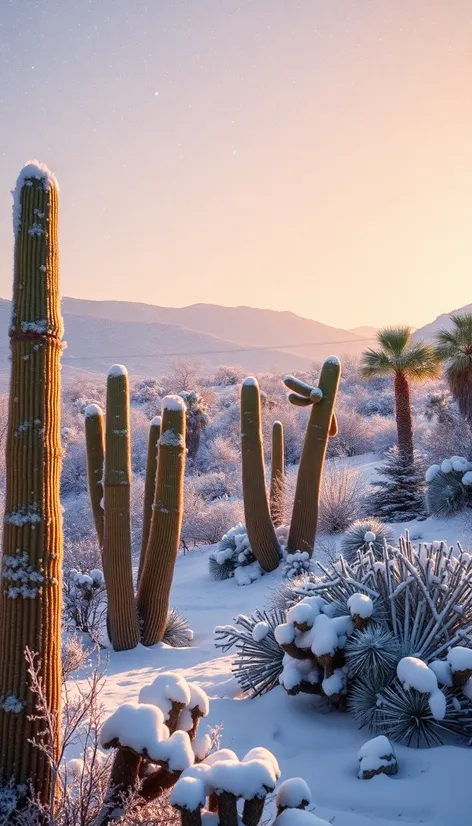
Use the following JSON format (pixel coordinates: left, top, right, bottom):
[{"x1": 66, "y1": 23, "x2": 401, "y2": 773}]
[
  {"x1": 271, "y1": 536, "x2": 472, "y2": 746},
  {"x1": 425, "y1": 457, "x2": 472, "y2": 517},
  {"x1": 366, "y1": 447, "x2": 426, "y2": 522},
  {"x1": 327, "y1": 409, "x2": 372, "y2": 458},
  {"x1": 130, "y1": 377, "x2": 164, "y2": 408},
  {"x1": 421, "y1": 415, "x2": 472, "y2": 465},
  {"x1": 212, "y1": 364, "x2": 245, "y2": 386},
  {"x1": 214, "y1": 608, "x2": 286, "y2": 696},
  {"x1": 63, "y1": 568, "x2": 106, "y2": 644},
  {"x1": 208, "y1": 524, "x2": 260, "y2": 584},
  {"x1": 192, "y1": 472, "x2": 230, "y2": 502},
  {"x1": 162, "y1": 608, "x2": 194, "y2": 647},
  {"x1": 282, "y1": 551, "x2": 313, "y2": 579},
  {"x1": 340, "y1": 517, "x2": 394, "y2": 564},
  {"x1": 368, "y1": 415, "x2": 398, "y2": 455},
  {"x1": 318, "y1": 462, "x2": 368, "y2": 533},
  {"x1": 357, "y1": 394, "x2": 394, "y2": 418},
  {"x1": 61, "y1": 437, "x2": 88, "y2": 497}
]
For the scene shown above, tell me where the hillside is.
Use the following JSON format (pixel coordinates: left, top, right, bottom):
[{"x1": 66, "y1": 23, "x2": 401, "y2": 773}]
[
  {"x1": 61, "y1": 297, "x2": 375, "y2": 361},
  {"x1": 0, "y1": 299, "x2": 313, "y2": 377},
  {"x1": 414, "y1": 303, "x2": 472, "y2": 342}
]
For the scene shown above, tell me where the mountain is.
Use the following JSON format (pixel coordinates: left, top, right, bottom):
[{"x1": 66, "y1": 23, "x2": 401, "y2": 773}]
[
  {"x1": 0, "y1": 297, "x2": 376, "y2": 380},
  {"x1": 349, "y1": 326, "x2": 378, "y2": 340},
  {"x1": 61, "y1": 298, "x2": 371, "y2": 361},
  {"x1": 414, "y1": 304, "x2": 472, "y2": 342},
  {"x1": 0, "y1": 299, "x2": 313, "y2": 378}
]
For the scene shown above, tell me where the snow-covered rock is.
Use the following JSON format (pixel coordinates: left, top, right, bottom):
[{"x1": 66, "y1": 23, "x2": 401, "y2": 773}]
[{"x1": 358, "y1": 736, "x2": 397, "y2": 780}]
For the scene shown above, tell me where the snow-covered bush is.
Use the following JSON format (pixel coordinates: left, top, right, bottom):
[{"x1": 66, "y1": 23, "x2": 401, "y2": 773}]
[
  {"x1": 214, "y1": 608, "x2": 286, "y2": 696},
  {"x1": 357, "y1": 736, "x2": 397, "y2": 779},
  {"x1": 318, "y1": 462, "x2": 367, "y2": 534},
  {"x1": 268, "y1": 535, "x2": 472, "y2": 746},
  {"x1": 357, "y1": 394, "x2": 394, "y2": 418},
  {"x1": 282, "y1": 551, "x2": 313, "y2": 579},
  {"x1": 163, "y1": 608, "x2": 194, "y2": 648},
  {"x1": 421, "y1": 414, "x2": 472, "y2": 465},
  {"x1": 340, "y1": 518, "x2": 394, "y2": 564},
  {"x1": 208, "y1": 525, "x2": 260, "y2": 584},
  {"x1": 327, "y1": 409, "x2": 372, "y2": 458},
  {"x1": 365, "y1": 447, "x2": 426, "y2": 522},
  {"x1": 425, "y1": 456, "x2": 472, "y2": 517},
  {"x1": 63, "y1": 568, "x2": 106, "y2": 643},
  {"x1": 212, "y1": 364, "x2": 245, "y2": 386},
  {"x1": 192, "y1": 472, "x2": 230, "y2": 501}
]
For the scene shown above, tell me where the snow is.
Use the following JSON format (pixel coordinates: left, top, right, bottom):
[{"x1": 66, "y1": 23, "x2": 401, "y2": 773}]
[
  {"x1": 243, "y1": 377, "x2": 258, "y2": 387},
  {"x1": 325, "y1": 356, "x2": 340, "y2": 365},
  {"x1": 447, "y1": 646, "x2": 472, "y2": 672},
  {"x1": 138, "y1": 672, "x2": 191, "y2": 715},
  {"x1": 162, "y1": 394, "x2": 187, "y2": 412},
  {"x1": 84, "y1": 403, "x2": 103, "y2": 418},
  {"x1": 357, "y1": 736, "x2": 396, "y2": 778},
  {"x1": 347, "y1": 593, "x2": 374, "y2": 619},
  {"x1": 429, "y1": 659, "x2": 453, "y2": 687},
  {"x1": 253, "y1": 621, "x2": 270, "y2": 642},
  {"x1": 107, "y1": 364, "x2": 127, "y2": 378},
  {"x1": 274, "y1": 811, "x2": 330, "y2": 825},
  {"x1": 441, "y1": 459, "x2": 454, "y2": 474},
  {"x1": 276, "y1": 777, "x2": 311, "y2": 810},
  {"x1": 12, "y1": 161, "x2": 58, "y2": 234},
  {"x1": 151, "y1": 415, "x2": 162, "y2": 427},
  {"x1": 159, "y1": 429, "x2": 186, "y2": 448},
  {"x1": 171, "y1": 776, "x2": 206, "y2": 811},
  {"x1": 322, "y1": 670, "x2": 345, "y2": 697},
  {"x1": 188, "y1": 683, "x2": 210, "y2": 716},
  {"x1": 67, "y1": 485, "x2": 472, "y2": 826},
  {"x1": 425, "y1": 464, "x2": 441, "y2": 482},
  {"x1": 428, "y1": 690, "x2": 446, "y2": 721},
  {"x1": 462, "y1": 471, "x2": 472, "y2": 486},
  {"x1": 397, "y1": 657, "x2": 438, "y2": 694},
  {"x1": 364, "y1": 531, "x2": 376, "y2": 542},
  {"x1": 275, "y1": 623, "x2": 296, "y2": 646}
]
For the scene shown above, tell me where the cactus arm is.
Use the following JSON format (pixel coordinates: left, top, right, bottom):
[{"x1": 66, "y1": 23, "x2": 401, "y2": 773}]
[
  {"x1": 287, "y1": 357, "x2": 341, "y2": 556},
  {"x1": 85, "y1": 404, "x2": 105, "y2": 548},
  {"x1": 137, "y1": 416, "x2": 161, "y2": 585},
  {"x1": 283, "y1": 376, "x2": 313, "y2": 397},
  {"x1": 137, "y1": 396, "x2": 186, "y2": 646},
  {"x1": 329, "y1": 412, "x2": 338, "y2": 437},
  {"x1": 102, "y1": 366, "x2": 140, "y2": 651},
  {"x1": 270, "y1": 420, "x2": 285, "y2": 528},
  {"x1": 287, "y1": 393, "x2": 313, "y2": 407},
  {"x1": 240, "y1": 378, "x2": 281, "y2": 571},
  {"x1": 0, "y1": 163, "x2": 63, "y2": 802}
]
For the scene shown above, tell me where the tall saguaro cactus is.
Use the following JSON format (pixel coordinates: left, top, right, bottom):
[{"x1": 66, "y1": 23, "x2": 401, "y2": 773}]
[
  {"x1": 240, "y1": 378, "x2": 281, "y2": 572},
  {"x1": 137, "y1": 415, "x2": 161, "y2": 584},
  {"x1": 284, "y1": 357, "x2": 341, "y2": 555},
  {"x1": 270, "y1": 420, "x2": 285, "y2": 528},
  {"x1": 102, "y1": 366, "x2": 140, "y2": 651},
  {"x1": 85, "y1": 403, "x2": 105, "y2": 548},
  {"x1": 0, "y1": 163, "x2": 63, "y2": 803},
  {"x1": 137, "y1": 397, "x2": 186, "y2": 645}
]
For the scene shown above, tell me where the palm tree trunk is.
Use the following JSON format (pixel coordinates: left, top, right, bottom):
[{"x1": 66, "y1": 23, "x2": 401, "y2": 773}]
[{"x1": 394, "y1": 371, "x2": 414, "y2": 460}]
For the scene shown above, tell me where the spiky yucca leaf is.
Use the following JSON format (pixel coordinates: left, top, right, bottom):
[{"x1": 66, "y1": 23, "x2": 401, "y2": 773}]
[
  {"x1": 345, "y1": 626, "x2": 401, "y2": 684},
  {"x1": 163, "y1": 608, "x2": 193, "y2": 648}
]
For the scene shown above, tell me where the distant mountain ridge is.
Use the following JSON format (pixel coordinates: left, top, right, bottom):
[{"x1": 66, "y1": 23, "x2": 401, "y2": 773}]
[{"x1": 414, "y1": 304, "x2": 472, "y2": 342}]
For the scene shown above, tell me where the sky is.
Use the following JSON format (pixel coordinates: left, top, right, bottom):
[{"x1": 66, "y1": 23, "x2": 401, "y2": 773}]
[{"x1": 1, "y1": 0, "x2": 471, "y2": 331}]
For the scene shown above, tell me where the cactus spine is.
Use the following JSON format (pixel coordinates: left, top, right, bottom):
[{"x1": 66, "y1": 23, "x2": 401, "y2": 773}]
[
  {"x1": 0, "y1": 163, "x2": 63, "y2": 802},
  {"x1": 240, "y1": 379, "x2": 281, "y2": 572},
  {"x1": 85, "y1": 404, "x2": 105, "y2": 548},
  {"x1": 137, "y1": 397, "x2": 186, "y2": 646},
  {"x1": 270, "y1": 420, "x2": 285, "y2": 528},
  {"x1": 102, "y1": 366, "x2": 140, "y2": 651},
  {"x1": 137, "y1": 415, "x2": 161, "y2": 585},
  {"x1": 285, "y1": 358, "x2": 341, "y2": 555}
]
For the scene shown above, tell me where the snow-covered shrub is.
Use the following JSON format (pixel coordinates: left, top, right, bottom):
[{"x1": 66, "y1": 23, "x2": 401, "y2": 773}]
[
  {"x1": 327, "y1": 409, "x2": 372, "y2": 458},
  {"x1": 63, "y1": 568, "x2": 106, "y2": 643},
  {"x1": 365, "y1": 447, "x2": 426, "y2": 522},
  {"x1": 340, "y1": 518, "x2": 394, "y2": 564},
  {"x1": 425, "y1": 456, "x2": 472, "y2": 517},
  {"x1": 214, "y1": 608, "x2": 286, "y2": 696},
  {"x1": 282, "y1": 551, "x2": 313, "y2": 579},
  {"x1": 208, "y1": 525, "x2": 260, "y2": 584},
  {"x1": 318, "y1": 462, "x2": 367, "y2": 534},
  {"x1": 181, "y1": 486, "x2": 243, "y2": 547},
  {"x1": 131, "y1": 376, "x2": 164, "y2": 408},
  {"x1": 270, "y1": 535, "x2": 472, "y2": 746},
  {"x1": 163, "y1": 608, "x2": 194, "y2": 648},
  {"x1": 192, "y1": 472, "x2": 230, "y2": 501},
  {"x1": 421, "y1": 414, "x2": 472, "y2": 465},
  {"x1": 212, "y1": 364, "x2": 245, "y2": 386},
  {"x1": 357, "y1": 394, "x2": 394, "y2": 418},
  {"x1": 368, "y1": 415, "x2": 398, "y2": 455},
  {"x1": 357, "y1": 735, "x2": 397, "y2": 779},
  {"x1": 61, "y1": 437, "x2": 88, "y2": 497}
]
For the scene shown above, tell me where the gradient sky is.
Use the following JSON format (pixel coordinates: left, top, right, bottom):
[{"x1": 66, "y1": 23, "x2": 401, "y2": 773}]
[{"x1": 1, "y1": 0, "x2": 471, "y2": 330}]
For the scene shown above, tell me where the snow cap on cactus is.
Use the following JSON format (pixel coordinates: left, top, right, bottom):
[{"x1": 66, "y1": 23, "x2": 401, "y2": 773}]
[
  {"x1": 85, "y1": 403, "x2": 103, "y2": 418},
  {"x1": 276, "y1": 777, "x2": 311, "y2": 811},
  {"x1": 13, "y1": 161, "x2": 59, "y2": 233},
  {"x1": 162, "y1": 394, "x2": 187, "y2": 412},
  {"x1": 243, "y1": 376, "x2": 258, "y2": 387},
  {"x1": 151, "y1": 415, "x2": 162, "y2": 427},
  {"x1": 170, "y1": 775, "x2": 206, "y2": 811},
  {"x1": 347, "y1": 593, "x2": 374, "y2": 620},
  {"x1": 138, "y1": 671, "x2": 192, "y2": 717},
  {"x1": 107, "y1": 364, "x2": 128, "y2": 377}
]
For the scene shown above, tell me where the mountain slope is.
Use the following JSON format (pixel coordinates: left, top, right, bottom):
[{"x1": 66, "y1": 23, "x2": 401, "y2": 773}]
[
  {"x1": 62, "y1": 297, "x2": 373, "y2": 360},
  {"x1": 414, "y1": 304, "x2": 472, "y2": 342},
  {"x1": 0, "y1": 300, "x2": 312, "y2": 377}
]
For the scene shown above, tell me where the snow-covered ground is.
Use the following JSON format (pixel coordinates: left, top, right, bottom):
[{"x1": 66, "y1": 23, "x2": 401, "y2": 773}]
[{"x1": 73, "y1": 508, "x2": 472, "y2": 826}]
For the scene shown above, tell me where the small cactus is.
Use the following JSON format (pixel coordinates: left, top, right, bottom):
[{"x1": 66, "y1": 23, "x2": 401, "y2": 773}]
[
  {"x1": 270, "y1": 420, "x2": 285, "y2": 528},
  {"x1": 0, "y1": 162, "x2": 63, "y2": 803},
  {"x1": 284, "y1": 358, "x2": 341, "y2": 556},
  {"x1": 241, "y1": 378, "x2": 281, "y2": 572}
]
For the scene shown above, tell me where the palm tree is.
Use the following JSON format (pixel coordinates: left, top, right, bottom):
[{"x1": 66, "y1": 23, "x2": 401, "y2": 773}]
[
  {"x1": 361, "y1": 327, "x2": 440, "y2": 459},
  {"x1": 435, "y1": 313, "x2": 472, "y2": 426}
]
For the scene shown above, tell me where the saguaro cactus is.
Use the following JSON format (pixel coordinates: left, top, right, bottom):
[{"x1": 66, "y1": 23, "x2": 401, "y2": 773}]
[
  {"x1": 284, "y1": 357, "x2": 341, "y2": 555},
  {"x1": 241, "y1": 378, "x2": 281, "y2": 572},
  {"x1": 137, "y1": 396, "x2": 187, "y2": 645},
  {"x1": 102, "y1": 366, "x2": 140, "y2": 651},
  {"x1": 85, "y1": 391, "x2": 186, "y2": 651},
  {"x1": 270, "y1": 420, "x2": 285, "y2": 528},
  {"x1": 0, "y1": 163, "x2": 63, "y2": 803},
  {"x1": 137, "y1": 415, "x2": 161, "y2": 584},
  {"x1": 85, "y1": 403, "x2": 105, "y2": 548}
]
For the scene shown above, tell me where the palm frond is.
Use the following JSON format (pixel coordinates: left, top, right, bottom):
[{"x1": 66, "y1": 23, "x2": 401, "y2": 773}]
[
  {"x1": 376, "y1": 326, "x2": 413, "y2": 356},
  {"x1": 400, "y1": 343, "x2": 441, "y2": 382},
  {"x1": 360, "y1": 349, "x2": 394, "y2": 378}
]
